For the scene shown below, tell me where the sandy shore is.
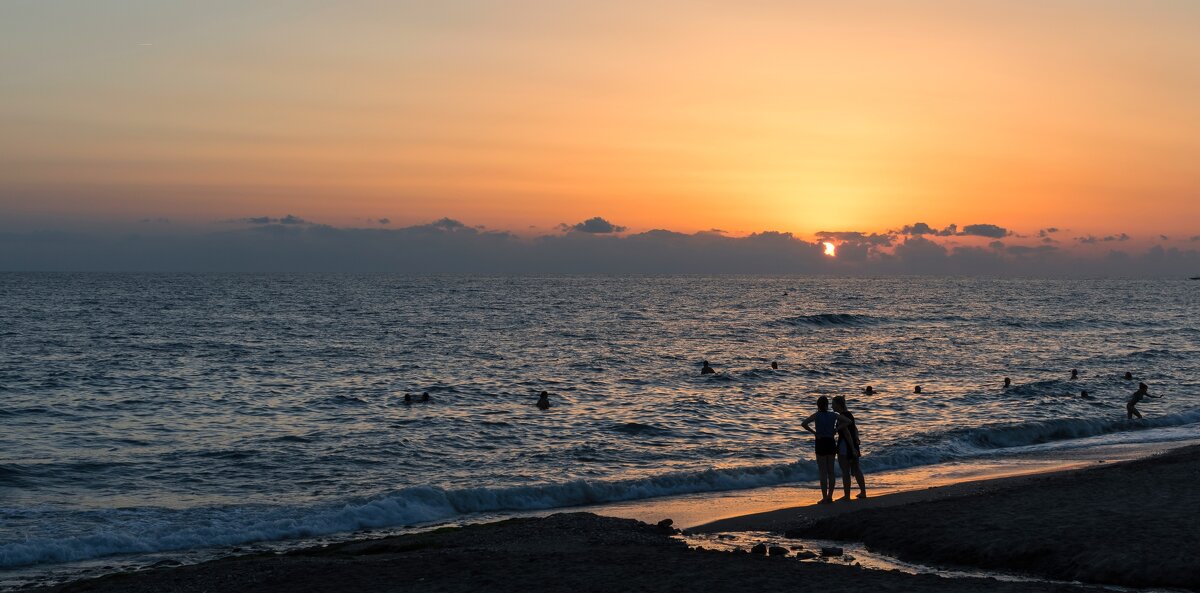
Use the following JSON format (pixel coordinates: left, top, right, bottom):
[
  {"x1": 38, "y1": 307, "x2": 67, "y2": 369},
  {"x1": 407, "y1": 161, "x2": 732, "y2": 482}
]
[
  {"x1": 31, "y1": 512, "x2": 1102, "y2": 593},
  {"x1": 710, "y1": 444, "x2": 1200, "y2": 590}
]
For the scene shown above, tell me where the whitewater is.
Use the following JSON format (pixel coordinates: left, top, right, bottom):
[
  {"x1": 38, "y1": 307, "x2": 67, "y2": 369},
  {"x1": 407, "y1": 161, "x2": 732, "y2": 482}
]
[{"x1": 1, "y1": 274, "x2": 1197, "y2": 574}]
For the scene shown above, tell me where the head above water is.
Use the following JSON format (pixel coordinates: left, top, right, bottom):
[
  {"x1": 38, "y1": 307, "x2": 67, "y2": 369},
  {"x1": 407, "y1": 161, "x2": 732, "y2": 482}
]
[
  {"x1": 539, "y1": 391, "x2": 549, "y2": 398},
  {"x1": 816, "y1": 396, "x2": 829, "y2": 411},
  {"x1": 1125, "y1": 372, "x2": 1134, "y2": 380},
  {"x1": 863, "y1": 385, "x2": 874, "y2": 395},
  {"x1": 771, "y1": 361, "x2": 778, "y2": 369},
  {"x1": 914, "y1": 385, "x2": 922, "y2": 394}
]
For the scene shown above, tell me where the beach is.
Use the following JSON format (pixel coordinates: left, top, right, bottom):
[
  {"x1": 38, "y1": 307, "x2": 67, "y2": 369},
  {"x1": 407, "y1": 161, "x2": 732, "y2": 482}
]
[{"x1": 26, "y1": 444, "x2": 1200, "y2": 592}]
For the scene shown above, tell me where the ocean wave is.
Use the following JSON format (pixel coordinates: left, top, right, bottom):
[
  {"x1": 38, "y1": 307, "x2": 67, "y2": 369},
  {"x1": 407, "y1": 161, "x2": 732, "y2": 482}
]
[
  {"x1": 773, "y1": 313, "x2": 878, "y2": 327},
  {"x1": 0, "y1": 462, "x2": 817, "y2": 568}
]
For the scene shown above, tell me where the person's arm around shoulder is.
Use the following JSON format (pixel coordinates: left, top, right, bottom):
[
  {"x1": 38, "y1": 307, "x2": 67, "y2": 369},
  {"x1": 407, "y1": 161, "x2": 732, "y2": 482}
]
[{"x1": 800, "y1": 413, "x2": 818, "y2": 435}]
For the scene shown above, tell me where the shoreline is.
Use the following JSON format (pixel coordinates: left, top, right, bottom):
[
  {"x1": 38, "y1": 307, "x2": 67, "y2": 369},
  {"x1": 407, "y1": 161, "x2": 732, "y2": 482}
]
[
  {"x1": 19, "y1": 441, "x2": 1200, "y2": 592},
  {"x1": 593, "y1": 433, "x2": 1200, "y2": 530}
]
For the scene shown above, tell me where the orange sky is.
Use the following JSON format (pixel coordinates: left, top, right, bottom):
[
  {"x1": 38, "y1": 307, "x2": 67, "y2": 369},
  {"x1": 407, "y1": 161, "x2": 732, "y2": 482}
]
[{"x1": 2, "y1": 1, "x2": 1199, "y2": 239}]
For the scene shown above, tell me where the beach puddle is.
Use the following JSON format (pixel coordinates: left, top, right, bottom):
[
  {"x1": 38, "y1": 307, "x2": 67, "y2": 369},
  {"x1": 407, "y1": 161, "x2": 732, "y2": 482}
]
[{"x1": 679, "y1": 532, "x2": 1185, "y2": 593}]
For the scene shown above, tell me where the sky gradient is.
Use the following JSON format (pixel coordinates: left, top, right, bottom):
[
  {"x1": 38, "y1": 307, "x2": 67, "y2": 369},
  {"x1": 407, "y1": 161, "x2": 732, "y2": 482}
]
[{"x1": 2, "y1": 1, "x2": 1199, "y2": 272}]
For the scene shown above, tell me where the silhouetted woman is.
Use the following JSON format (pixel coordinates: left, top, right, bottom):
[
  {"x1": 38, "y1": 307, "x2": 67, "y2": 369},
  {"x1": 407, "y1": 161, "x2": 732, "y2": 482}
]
[
  {"x1": 1126, "y1": 382, "x2": 1159, "y2": 419},
  {"x1": 832, "y1": 396, "x2": 867, "y2": 500},
  {"x1": 801, "y1": 396, "x2": 854, "y2": 504}
]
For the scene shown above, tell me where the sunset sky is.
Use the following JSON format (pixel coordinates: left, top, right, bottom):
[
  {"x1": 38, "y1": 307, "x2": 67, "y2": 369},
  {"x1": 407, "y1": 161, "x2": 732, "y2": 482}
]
[{"x1": 2, "y1": 1, "x2": 1199, "y2": 271}]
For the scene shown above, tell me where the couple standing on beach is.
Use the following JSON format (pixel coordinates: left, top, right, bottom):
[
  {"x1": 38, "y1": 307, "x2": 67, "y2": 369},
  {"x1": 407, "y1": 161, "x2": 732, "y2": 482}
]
[{"x1": 801, "y1": 396, "x2": 867, "y2": 503}]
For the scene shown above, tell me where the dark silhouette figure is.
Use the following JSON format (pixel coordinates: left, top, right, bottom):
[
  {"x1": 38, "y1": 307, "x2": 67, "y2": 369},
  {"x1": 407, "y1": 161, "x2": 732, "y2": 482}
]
[
  {"x1": 771, "y1": 361, "x2": 779, "y2": 370},
  {"x1": 801, "y1": 396, "x2": 855, "y2": 505},
  {"x1": 1081, "y1": 390, "x2": 1091, "y2": 399},
  {"x1": 1124, "y1": 371, "x2": 1134, "y2": 380},
  {"x1": 1003, "y1": 377, "x2": 1011, "y2": 389},
  {"x1": 914, "y1": 385, "x2": 922, "y2": 394},
  {"x1": 1070, "y1": 369, "x2": 1079, "y2": 380},
  {"x1": 863, "y1": 386, "x2": 875, "y2": 395},
  {"x1": 419, "y1": 392, "x2": 430, "y2": 402},
  {"x1": 832, "y1": 396, "x2": 867, "y2": 500},
  {"x1": 403, "y1": 393, "x2": 412, "y2": 404},
  {"x1": 536, "y1": 391, "x2": 551, "y2": 410},
  {"x1": 701, "y1": 361, "x2": 715, "y2": 375},
  {"x1": 1126, "y1": 382, "x2": 1159, "y2": 419}
]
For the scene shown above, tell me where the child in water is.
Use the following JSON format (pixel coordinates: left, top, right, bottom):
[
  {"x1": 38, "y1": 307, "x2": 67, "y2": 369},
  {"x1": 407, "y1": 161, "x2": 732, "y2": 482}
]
[{"x1": 1126, "y1": 382, "x2": 1160, "y2": 419}]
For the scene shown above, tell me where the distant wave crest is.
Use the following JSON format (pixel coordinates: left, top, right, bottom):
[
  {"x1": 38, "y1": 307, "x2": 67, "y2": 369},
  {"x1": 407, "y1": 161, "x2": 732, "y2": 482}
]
[{"x1": 773, "y1": 313, "x2": 878, "y2": 327}]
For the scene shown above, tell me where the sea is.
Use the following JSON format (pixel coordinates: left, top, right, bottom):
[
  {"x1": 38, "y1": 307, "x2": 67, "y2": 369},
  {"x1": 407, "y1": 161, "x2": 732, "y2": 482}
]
[{"x1": 1, "y1": 274, "x2": 1198, "y2": 582}]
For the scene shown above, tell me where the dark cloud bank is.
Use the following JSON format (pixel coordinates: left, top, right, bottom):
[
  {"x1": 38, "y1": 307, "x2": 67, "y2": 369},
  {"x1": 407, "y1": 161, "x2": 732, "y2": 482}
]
[{"x1": 1, "y1": 216, "x2": 1197, "y2": 276}]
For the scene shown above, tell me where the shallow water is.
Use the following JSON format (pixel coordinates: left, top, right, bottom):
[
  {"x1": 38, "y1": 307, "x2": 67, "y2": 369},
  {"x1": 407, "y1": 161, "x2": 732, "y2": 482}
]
[{"x1": 1, "y1": 274, "x2": 1197, "y2": 571}]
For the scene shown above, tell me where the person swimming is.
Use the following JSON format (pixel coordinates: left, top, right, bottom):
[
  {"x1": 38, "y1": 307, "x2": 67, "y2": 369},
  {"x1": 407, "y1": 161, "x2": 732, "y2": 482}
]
[
  {"x1": 403, "y1": 393, "x2": 412, "y2": 404},
  {"x1": 863, "y1": 386, "x2": 874, "y2": 395},
  {"x1": 701, "y1": 361, "x2": 715, "y2": 375},
  {"x1": 832, "y1": 396, "x2": 867, "y2": 500},
  {"x1": 801, "y1": 396, "x2": 855, "y2": 505},
  {"x1": 1126, "y1": 382, "x2": 1159, "y2": 419},
  {"x1": 536, "y1": 391, "x2": 551, "y2": 410},
  {"x1": 419, "y1": 392, "x2": 430, "y2": 402},
  {"x1": 913, "y1": 385, "x2": 922, "y2": 394},
  {"x1": 1071, "y1": 369, "x2": 1079, "y2": 380},
  {"x1": 1124, "y1": 371, "x2": 1134, "y2": 380},
  {"x1": 771, "y1": 361, "x2": 779, "y2": 370},
  {"x1": 1081, "y1": 390, "x2": 1091, "y2": 399},
  {"x1": 1003, "y1": 377, "x2": 1011, "y2": 389}
]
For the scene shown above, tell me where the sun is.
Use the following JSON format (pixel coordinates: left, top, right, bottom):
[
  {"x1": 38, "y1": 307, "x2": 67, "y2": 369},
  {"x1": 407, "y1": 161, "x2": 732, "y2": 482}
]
[{"x1": 822, "y1": 242, "x2": 837, "y2": 257}]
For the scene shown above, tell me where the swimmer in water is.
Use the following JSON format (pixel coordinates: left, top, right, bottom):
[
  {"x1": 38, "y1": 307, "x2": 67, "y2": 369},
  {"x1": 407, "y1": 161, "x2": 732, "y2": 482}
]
[
  {"x1": 1071, "y1": 369, "x2": 1079, "y2": 380},
  {"x1": 1081, "y1": 390, "x2": 1091, "y2": 399},
  {"x1": 403, "y1": 393, "x2": 412, "y2": 404},
  {"x1": 1003, "y1": 377, "x2": 1011, "y2": 389},
  {"x1": 914, "y1": 385, "x2": 922, "y2": 394},
  {"x1": 419, "y1": 392, "x2": 430, "y2": 402},
  {"x1": 771, "y1": 361, "x2": 779, "y2": 370},
  {"x1": 1126, "y1": 382, "x2": 1159, "y2": 419},
  {"x1": 536, "y1": 391, "x2": 551, "y2": 410},
  {"x1": 701, "y1": 361, "x2": 715, "y2": 375},
  {"x1": 1124, "y1": 372, "x2": 1134, "y2": 380},
  {"x1": 863, "y1": 386, "x2": 874, "y2": 395}
]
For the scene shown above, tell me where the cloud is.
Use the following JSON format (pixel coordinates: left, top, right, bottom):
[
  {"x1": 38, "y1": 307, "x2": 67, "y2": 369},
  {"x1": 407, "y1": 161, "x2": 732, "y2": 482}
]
[
  {"x1": 899, "y1": 222, "x2": 957, "y2": 236},
  {"x1": 378, "y1": 218, "x2": 391, "y2": 225},
  {"x1": 567, "y1": 216, "x2": 626, "y2": 234},
  {"x1": 815, "y1": 230, "x2": 894, "y2": 246},
  {"x1": 959, "y1": 223, "x2": 1010, "y2": 238},
  {"x1": 1038, "y1": 227, "x2": 1060, "y2": 238},
  {"x1": 237, "y1": 214, "x2": 309, "y2": 225},
  {"x1": 899, "y1": 222, "x2": 1009, "y2": 238},
  {"x1": 1077, "y1": 233, "x2": 1130, "y2": 244}
]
